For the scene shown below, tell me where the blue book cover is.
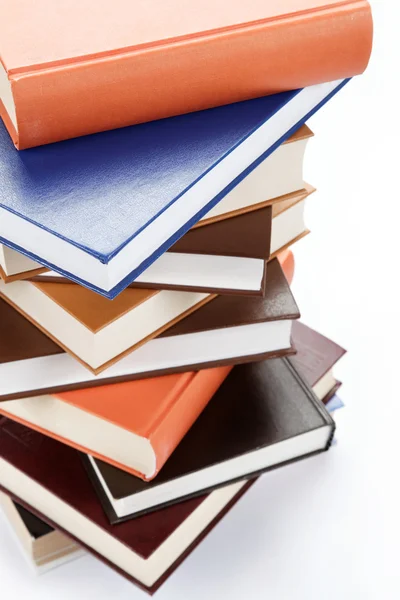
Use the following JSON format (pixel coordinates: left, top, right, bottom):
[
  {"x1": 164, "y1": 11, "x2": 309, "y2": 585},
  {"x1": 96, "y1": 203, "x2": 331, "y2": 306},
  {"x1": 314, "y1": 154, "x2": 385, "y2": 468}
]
[
  {"x1": 325, "y1": 395, "x2": 345, "y2": 413},
  {"x1": 0, "y1": 79, "x2": 348, "y2": 298}
]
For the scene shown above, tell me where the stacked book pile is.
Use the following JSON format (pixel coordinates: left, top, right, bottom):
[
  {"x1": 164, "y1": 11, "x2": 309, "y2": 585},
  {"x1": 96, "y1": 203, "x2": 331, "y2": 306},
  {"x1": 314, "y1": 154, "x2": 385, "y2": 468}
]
[{"x1": 0, "y1": 0, "x2": 372, "y2": 593}]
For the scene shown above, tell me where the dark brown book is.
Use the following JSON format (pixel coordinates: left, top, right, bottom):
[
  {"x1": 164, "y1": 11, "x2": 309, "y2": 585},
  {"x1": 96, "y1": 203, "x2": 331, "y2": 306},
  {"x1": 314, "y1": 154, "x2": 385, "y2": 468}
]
[
  {"x1": 0, "y1": 357, "x2": 333, "y2": 591},
  {"x1": 83, "y1": 357, "x2": 334, "y2": 524},
  {"x1": 0, "y1": 258, "x2": 299, "y2": 401},
  {"x1": 290, "y1": 321, "x2": 346, "y2": 402},
  {"x1": 27, "y1": 206, "x2": 273, "y2": 296}
]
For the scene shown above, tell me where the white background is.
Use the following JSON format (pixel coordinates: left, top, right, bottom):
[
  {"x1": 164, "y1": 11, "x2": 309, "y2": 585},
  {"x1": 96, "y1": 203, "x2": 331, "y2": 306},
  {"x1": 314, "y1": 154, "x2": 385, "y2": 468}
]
[{"x1": 0, "y1": 2, "x2": 397, "y2": 599}]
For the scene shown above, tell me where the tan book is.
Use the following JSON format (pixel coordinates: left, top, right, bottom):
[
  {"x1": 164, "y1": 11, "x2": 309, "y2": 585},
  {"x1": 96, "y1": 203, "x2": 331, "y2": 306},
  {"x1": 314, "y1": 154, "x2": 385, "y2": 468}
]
[{"x1": 0, "y1": 280, "x2": 214, "y2": 373}]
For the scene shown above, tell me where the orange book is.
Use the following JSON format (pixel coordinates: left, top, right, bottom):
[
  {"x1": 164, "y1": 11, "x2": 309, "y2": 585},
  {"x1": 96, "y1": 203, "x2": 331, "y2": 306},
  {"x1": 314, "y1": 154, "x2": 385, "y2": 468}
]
[
  {"x1": 0, "y1": 366, "x2": 232, "y2": 481},
  {"x1": 0, "y1": 1, "x2": 372, "y2": 149},
  {"x1": 278, "y1": 249, "x2": 295, "y2": 285}
]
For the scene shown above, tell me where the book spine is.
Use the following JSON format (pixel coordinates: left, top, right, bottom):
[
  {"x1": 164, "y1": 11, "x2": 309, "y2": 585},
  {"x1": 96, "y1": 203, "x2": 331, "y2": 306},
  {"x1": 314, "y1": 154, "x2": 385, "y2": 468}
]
[{"x1": 7, "y1": 2, "x2": 372, "y2": 149}]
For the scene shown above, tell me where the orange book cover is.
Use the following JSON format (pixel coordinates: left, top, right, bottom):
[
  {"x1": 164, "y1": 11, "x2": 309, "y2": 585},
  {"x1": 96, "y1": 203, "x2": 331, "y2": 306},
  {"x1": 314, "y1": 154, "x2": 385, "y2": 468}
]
[
  {"x1": 278, "y1": 249, "x2": 295, "y2": 285},
  {"x1": 0, "y1": 0, "x2": 372, "y2": 149},
  {"x1": 0, "y1": 366, "x2": 232, "y2": 481}
]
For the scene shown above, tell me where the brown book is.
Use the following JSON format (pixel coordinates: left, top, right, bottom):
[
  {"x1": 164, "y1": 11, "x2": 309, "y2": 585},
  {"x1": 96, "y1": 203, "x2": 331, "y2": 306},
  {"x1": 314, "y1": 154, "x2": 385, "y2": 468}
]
[
  {"x1": 0, "y1": 258, "x2": 299, "y2": 401},
  {"x1": 0, "y1": 357, "x2": 333, "y2": 591},
  {"x1": 0, "y1": 278, "x2": 215, "y2": 374},
  {"x1": 290, "y1": 321, "x2": 346, "y2": 403}
]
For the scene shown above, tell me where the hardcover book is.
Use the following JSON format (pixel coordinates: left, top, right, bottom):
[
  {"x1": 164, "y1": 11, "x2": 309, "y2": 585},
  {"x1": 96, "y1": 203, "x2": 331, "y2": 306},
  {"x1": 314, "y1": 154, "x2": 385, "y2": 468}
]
[
  {"x1": 0, "y1": 491, "x2": 84, "y2": 573},
  {"x1": 28, "y1": 185, "x2": 314, "y2": 293},
  {"x1": 0, "y1": 258, "x2": 299, "y2": 401},
  {"x1": 22, "y1": 204, "x2": 275, "y2": 296},
  {"x1": 290, "y1": 321, "x2": 346, "y2": 403},
  {"x1": 0, "y1": 367, "x2": 232, "y2": 481},
  {"x1": 81, "y1": 355, "x2": 336, "y2": 523},
  {"x1": 0, "y1": 1, "x2": 372, "y2": 149},
  {"x1": 0, "y1": 416, "x2": 255, "y2": 593},
  {"x1": 0, "y1": 279, "x2": 214, "y2": 373},
  {"x1": 0, "y1": 356, "x2": 334, "y2": 589},
  {"x1": 0, "y1": 126, "x2": 312, "y2": 285},
  {"x1": 0, "y1": 80, "x2": 348, "y2": 298}
]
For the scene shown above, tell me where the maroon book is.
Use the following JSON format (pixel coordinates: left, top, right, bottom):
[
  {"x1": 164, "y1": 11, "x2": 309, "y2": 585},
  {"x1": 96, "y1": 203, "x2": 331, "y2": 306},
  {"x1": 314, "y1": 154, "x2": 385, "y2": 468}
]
[
  {"x1": 290, "y1": 321, "x2": 346, "y2": 403},
  {"x1": 0, "y1": 416, "x2": 255, "y2": 594}
]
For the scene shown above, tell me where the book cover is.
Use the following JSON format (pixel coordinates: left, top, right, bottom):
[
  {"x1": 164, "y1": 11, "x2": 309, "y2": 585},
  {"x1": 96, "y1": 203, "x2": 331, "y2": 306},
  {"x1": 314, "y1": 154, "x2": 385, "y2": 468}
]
[
  {"x1": 29, "y1": 185, "x2": 313, "y2": 293},
  {"x1": 30, "y1": 203, "x2": 273, "y2": 296},
  {"x1": 0, "y1": 1, "x2": 372, "y2": 149},
  {"x1": 80, "y1": 322, "x2": 345, "y2": 522},
  {"x1": 0, "y1": 125, "x2": 312, "y2": 285},
  {"x1": 0, "y1": 258, "x2": 299, "y2": 401},
  {"x1": 0, "y1": 367, "x2": 232, "y2": 481},
  {"x1": 0, "y1": 279, "x2": 214, "y2": 373},
  {"x1": 290, "y1": 320, "x2": 346, "y2": 399},
  {"x1": 81, "y1": 357, "x2": 335, "y2": 522},
  {"x1": 0, "y1": 80, "x2": 348, "y2": 298}
]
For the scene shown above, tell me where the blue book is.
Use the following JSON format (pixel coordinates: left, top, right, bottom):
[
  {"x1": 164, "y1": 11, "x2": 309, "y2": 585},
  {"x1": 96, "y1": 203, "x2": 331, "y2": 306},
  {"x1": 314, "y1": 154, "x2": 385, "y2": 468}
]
[
  {"x1": 0, "y1": 79, "x2": 348, "y2": 298},
  {"x1": 325, "y1": 395, "x2": 345, "y2": 413}
]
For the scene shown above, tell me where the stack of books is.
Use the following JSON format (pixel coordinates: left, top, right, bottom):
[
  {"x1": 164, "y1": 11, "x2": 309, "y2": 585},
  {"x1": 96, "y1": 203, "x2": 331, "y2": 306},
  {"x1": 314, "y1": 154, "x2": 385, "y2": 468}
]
[{"x1": 0, "y1": 0, "x2": 372, "y2": 593}]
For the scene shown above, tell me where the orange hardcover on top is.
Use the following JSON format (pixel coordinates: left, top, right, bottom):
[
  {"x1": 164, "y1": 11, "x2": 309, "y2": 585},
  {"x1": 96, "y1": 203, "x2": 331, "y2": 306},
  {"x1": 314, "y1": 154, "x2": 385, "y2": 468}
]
[
  {"x1": 0, "y1": 366, "x2": 232, "y2": 481},
  {"x1": 0, "y1": 0, "x2": 372, "y2": 149}
]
